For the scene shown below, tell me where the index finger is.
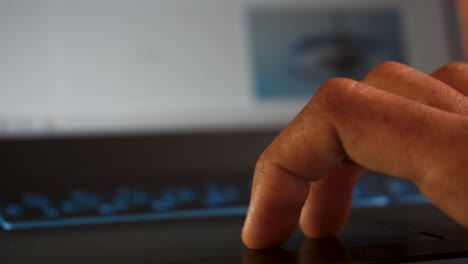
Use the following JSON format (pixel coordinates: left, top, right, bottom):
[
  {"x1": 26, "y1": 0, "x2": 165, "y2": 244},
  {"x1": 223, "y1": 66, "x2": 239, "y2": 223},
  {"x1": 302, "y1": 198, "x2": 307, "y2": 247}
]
[{"x1": 241, "y1": 78, "x2": 467, "y2": 249}]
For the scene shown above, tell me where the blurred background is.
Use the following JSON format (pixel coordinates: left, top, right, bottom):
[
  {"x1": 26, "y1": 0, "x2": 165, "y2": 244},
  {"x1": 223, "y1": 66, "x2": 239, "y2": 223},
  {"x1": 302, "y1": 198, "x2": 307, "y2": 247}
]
[
  {"x1": 0, "y1": 0, "x2": 465, "y2": 231},
  {"x1": 460, "y1": 0, "x2": 468, "y2": 58}
]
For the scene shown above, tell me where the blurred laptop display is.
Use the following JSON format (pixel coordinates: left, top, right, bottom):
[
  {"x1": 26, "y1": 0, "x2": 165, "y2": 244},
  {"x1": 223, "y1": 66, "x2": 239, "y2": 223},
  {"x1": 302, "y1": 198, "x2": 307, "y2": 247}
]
[{"x1": 0, "y1": 0, "x2": 459, "y2": 232}]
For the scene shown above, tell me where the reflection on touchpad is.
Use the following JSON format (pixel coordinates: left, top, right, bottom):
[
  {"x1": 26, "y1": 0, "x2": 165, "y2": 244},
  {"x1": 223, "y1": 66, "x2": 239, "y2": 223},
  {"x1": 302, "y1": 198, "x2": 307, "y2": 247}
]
[
  {"x1": 239, "y1": 220, "x2": 443, "y2": 264},
  {"x1": 338, "y1": 216, "x2": 438, "y2": 248}
]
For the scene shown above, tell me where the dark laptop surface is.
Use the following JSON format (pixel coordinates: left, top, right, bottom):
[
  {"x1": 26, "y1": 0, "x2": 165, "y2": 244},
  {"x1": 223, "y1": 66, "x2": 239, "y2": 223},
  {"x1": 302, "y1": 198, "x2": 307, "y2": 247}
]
[
  {"x1": 0, "y1": 203, "x2": 467, "y2": 263},
  {"x1": 0, "y1": 0, "x2": 466, "y2": 263},
  {"x1": 0, "y1": 132, "x2": 467, "y2": 263}
]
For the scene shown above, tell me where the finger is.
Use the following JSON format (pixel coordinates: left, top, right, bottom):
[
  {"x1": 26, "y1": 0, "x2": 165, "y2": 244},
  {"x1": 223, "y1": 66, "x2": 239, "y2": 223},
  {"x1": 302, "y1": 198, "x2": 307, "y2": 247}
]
[
  {"x1": 299, "y1": 61, "x2": 468, "y2": 240},
  {"x1": 242, "y1": 78, "x2": 468, "y2": 249},
  {"x1": 299, "y1": 162, "x2": 364, "y2": 238},
  {"x1": 431, "y1": 62, "x2": 468, "y2": 97},
  {"x1": 242, "y1": 94, "x2": 344, "y2": 249},
  {"x1": 363, "y1": 61, "x2": 468, "y2": 115}
]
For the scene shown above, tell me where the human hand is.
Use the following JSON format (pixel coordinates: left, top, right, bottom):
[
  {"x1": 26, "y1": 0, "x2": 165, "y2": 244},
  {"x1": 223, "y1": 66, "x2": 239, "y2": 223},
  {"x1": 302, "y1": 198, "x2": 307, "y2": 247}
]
[{"x1": 241, "y1": 61, "x2": 468, "y2": 249}]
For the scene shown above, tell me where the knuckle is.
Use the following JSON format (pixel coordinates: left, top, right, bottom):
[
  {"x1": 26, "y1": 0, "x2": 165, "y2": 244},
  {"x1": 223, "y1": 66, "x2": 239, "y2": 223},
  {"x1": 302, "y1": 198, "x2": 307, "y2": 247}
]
[
  {"x1": 253, "y1": 154, "x2": 266, "y2": 174},
  {"x1": 314, "y1": 77, "x2": 369, "y2": 111},
  {"x1": 366, "y1": 61, "x2": 412, "y2": 80},
  {"x1": 315, "y1": 77, "x2": 360, "y2": 102},
  {"x1": 253, "y1": 152, "x2": 274, "y2": 178},
  {"x1": 374, "y1": 60, "x2": 406, "y2": 70},
  {"x1": 434, "y1": 61, "x2": 468, "y2": 75}
]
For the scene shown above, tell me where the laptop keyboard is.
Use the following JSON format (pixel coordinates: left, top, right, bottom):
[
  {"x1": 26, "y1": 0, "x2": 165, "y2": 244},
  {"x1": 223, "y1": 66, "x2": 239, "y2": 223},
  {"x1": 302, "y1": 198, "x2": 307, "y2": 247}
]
[{"x1": 0, "y1": 175, "x2": 428, "y2": 231}]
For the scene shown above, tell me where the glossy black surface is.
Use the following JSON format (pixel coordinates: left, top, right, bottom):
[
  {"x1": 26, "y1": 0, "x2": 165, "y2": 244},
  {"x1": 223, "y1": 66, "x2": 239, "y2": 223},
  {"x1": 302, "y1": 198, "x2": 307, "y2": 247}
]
[{"x1": 0, "y1": 205, "x2": 466, "y2": 263}]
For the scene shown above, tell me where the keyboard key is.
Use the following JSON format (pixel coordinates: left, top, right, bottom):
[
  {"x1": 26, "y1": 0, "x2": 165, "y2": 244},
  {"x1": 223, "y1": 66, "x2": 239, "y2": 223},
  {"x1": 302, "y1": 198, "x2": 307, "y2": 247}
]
[
  {"x1": 60, "y1": 200, "x2": 78, "y2": 214},
  {"x1": 4, "y1": 204, "x2": 24, "y2": 218},
  {"x1": 98, "y1": 204, "x2": 115, "y2": 215},
  {"x1": 42, "y1": 206, "x2": 59, "y2": 218},
  {"x1": 70, "y1": 190, "x2": 101, "y2": 209},
  {"x1": 23, "y1": 193, "x2": 50, "y2": 208},
  {"x1": 131, "y1": 190, "x2": 151, "y2": 205}
]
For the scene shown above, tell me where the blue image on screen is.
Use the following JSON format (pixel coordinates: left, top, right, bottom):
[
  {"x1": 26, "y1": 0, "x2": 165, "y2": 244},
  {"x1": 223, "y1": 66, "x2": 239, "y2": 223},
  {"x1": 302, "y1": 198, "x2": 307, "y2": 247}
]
[{"x1": 248, "y1": 8, "x2": 405, "y2": 99}]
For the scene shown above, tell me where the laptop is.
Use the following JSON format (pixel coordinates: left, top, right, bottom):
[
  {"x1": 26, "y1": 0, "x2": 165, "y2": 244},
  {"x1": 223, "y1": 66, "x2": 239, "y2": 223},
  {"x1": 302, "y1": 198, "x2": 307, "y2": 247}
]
[{"x1": 0, "y1": 0, "x2": 466, "y2": 263}]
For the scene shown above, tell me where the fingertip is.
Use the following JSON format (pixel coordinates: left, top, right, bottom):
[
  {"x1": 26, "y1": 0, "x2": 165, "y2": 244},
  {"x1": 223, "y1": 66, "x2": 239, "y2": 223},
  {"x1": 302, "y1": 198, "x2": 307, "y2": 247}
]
[
  {"x1": 241, "y1": 215, "x2": 257, "y2": 249},
  {"x1": 241, "y1": 209, "x2": 294, "y2": 249},
  {"x1": 241, "y1": 231, "x2": 262, "y2": 250},
  {"x1": 299, "y1": 217, "x2": 343, "y2": 240},
  {"x1": 241, "y1": 224, "x2": 284, "y2": 250},
  {"x1": 298, "y1": 163, "x2": 362, "y2": 239},
  {"x1": 299, "y1": 199, "x2": 348, "y2": 240},
  {"x1": 240, "y1": 212, "x2": 293, "y2": 250},
  {"x1": 432, "y1": 61, "x2": 468, "y2": 76}
]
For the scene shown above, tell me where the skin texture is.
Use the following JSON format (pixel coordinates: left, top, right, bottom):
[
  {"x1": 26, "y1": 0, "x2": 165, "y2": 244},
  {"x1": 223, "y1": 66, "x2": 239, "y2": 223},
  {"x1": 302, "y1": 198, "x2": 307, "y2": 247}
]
[{"x1": 241, "y1": 61, "x2": 468, "y2": 250}]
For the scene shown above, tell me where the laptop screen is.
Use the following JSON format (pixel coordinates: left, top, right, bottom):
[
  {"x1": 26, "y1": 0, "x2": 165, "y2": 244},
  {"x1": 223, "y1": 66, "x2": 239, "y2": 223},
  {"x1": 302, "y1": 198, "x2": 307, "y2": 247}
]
[{"x1": 0, "y1": 0, "x2": 458, "y2": 138}]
